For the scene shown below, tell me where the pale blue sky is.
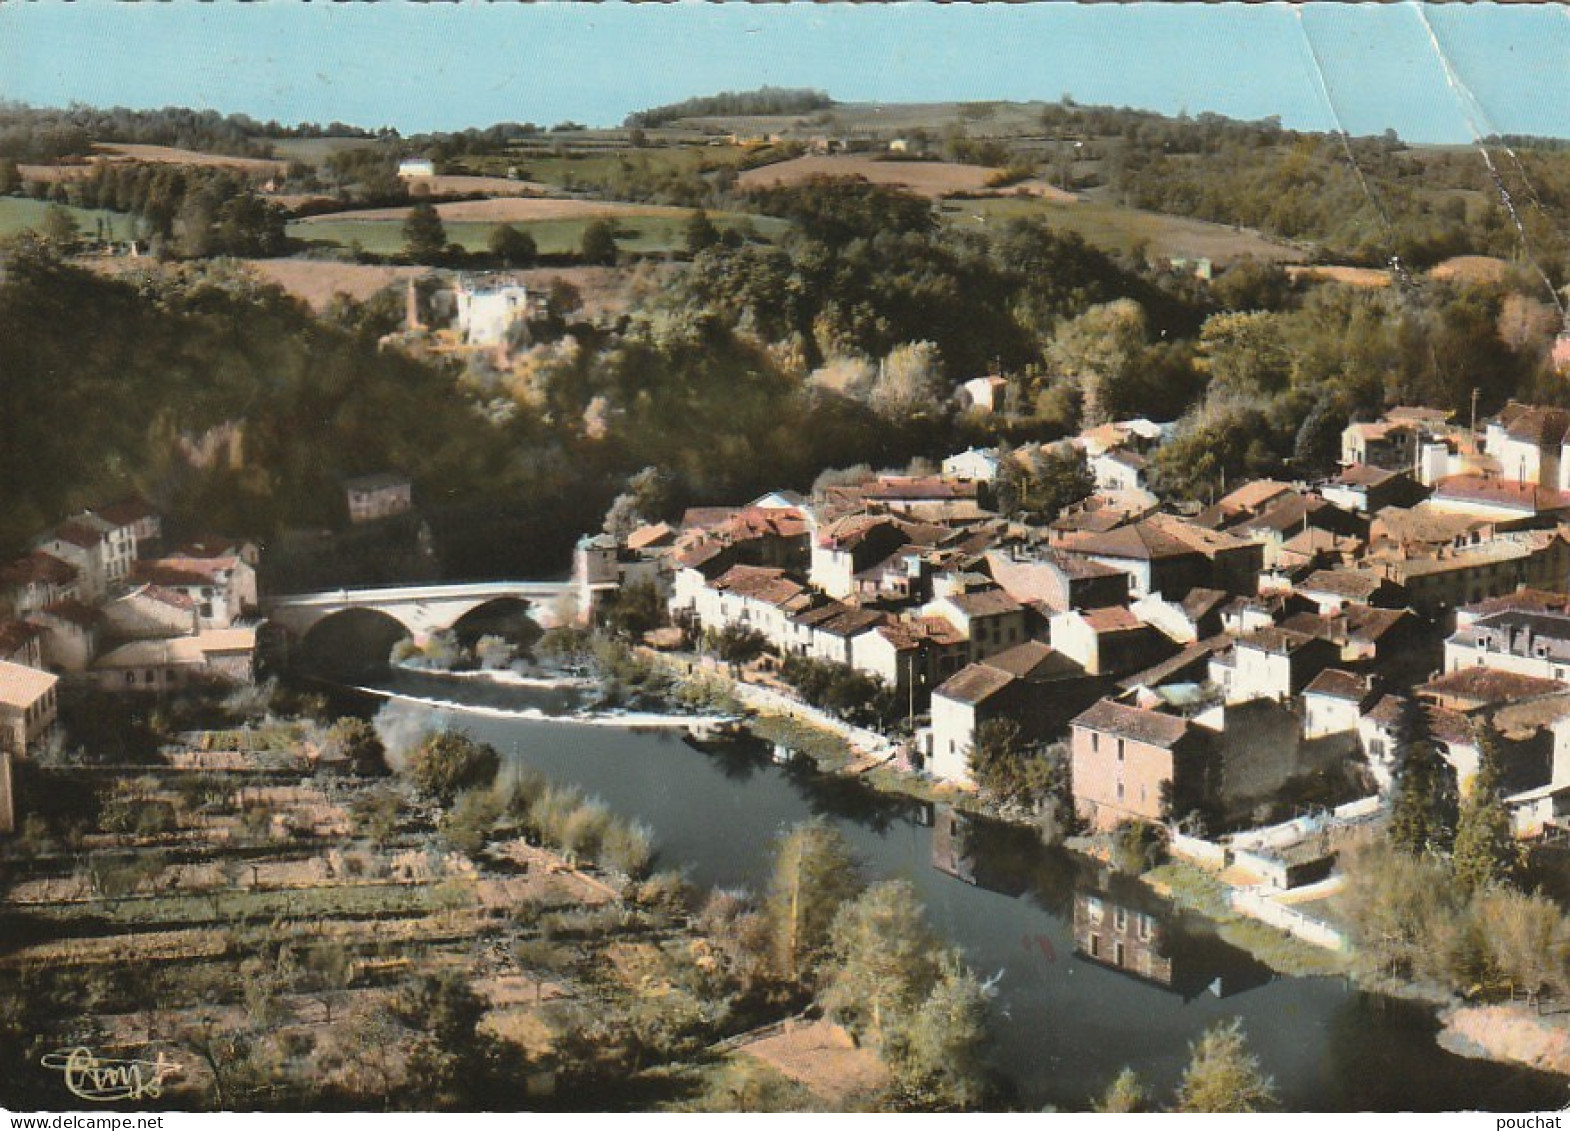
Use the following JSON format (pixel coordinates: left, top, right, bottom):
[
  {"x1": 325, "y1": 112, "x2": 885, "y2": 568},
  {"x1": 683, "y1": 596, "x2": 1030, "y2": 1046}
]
[{"x1": 1, "y1": 2, "x2": 1566, "y2": 144}]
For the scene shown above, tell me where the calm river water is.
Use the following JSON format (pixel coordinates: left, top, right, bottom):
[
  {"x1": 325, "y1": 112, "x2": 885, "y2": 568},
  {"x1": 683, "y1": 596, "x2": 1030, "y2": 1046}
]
[{"x1": 369, "y1": 668, "x2": 1569, "y2": 1112}]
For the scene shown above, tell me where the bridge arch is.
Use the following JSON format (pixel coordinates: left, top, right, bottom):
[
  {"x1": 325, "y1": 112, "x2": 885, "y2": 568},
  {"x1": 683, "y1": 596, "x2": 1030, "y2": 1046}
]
[
  {"x1": 296, "y1": 607, "x2": 412, "y2": 683},
  {"x1": 448, "y1": 596, "x2": 544, "y2": 652}
]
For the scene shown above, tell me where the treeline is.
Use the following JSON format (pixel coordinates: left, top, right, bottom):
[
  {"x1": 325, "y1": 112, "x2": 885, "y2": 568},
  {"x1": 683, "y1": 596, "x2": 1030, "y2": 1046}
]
[
  {"x1": 625, "y1": 87, "x2": 833, "y2": 129},
  {"x1": 0, "y1": 103, "x2": 316, "y2": 161}
]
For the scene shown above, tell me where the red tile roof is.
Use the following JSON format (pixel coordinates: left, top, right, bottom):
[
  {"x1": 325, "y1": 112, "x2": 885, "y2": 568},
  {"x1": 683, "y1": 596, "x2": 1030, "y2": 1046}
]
[{"x1": 1071, "y1": 699, "x2": 1192, "y2": 748}]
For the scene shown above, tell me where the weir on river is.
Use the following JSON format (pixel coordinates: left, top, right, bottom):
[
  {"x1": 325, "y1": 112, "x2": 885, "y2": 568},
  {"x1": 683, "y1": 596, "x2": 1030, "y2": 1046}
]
[{"x1": 356, "y1": 666, "x2": 1569, "y2": 1112}]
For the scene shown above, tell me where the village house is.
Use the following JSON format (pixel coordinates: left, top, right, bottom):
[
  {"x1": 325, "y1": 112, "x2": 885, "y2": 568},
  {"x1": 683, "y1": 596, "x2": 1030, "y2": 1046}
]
[
  {"x1": 1059, "y1": 513, "x2": 1263, "y2": 599},
  {"x1": 1279, "y1": 606, "x2": 1425, "y2": 676},
  {"x1": 1301, "y1": 668, "x2": 1377, "y2": 738},
  {"x1": 984, "y1": 548, "x2": 1129, "y2": 616},
  {"x1": 1483, "y1": 403, "x2": 1570, "y2": 489},
  {"x1": 93, "y1": 496, "x2": 163, "y2": 559},
  {"x1": 927, "y1": 640, "x2": 1095, "y2": 786},
  {"x1": 1069, "y1": 698, "x2": 1206, "y2": 830},
  {"x1": 1319, "y1": 464, "x2": 1428, "y2": 515},
  {"x1": 0, "y1": 660, "x2": 59, "y2": 758},
  {"x1": 689, "y1": 565, "x2": 814, "y2": 653},
  {"x1": 26, "y1": 601, "x2": 101, "y2": 673},
  {"x1": 957, "y1": 375, "x2": 1009, "y2": 414},
  {"x1": 1371, "y1": 529, "x2": 1570, "y2": 615},
  {"x1": 397, "y1": 157, "x2": 436, "y2": 178},
  {"x1": 1444, "y1": 606, "x2": 1570, "y2": 682},
  {"x1": 1416, "y1": 666, "x2": 1567, "y2": 714},
  {"x1": 1426, "y1": 475, "x2": 1570, "y2": 523},
  {"x1": 91, "y1": 637, "x2": 204, "y2": 693},
  {"x1": 921, "y1": 585, "x2": 1029, "y2": 664},
  {"x1": 849, "y1": 617, "x2": 967, "y2": 709},
  {"x1": 941, "y1": 447, "x2": 1001, "y2": 483},
  {"x1": 1293, "y1": 568, "x2": 1406, "y2": 614},
  {"x1": 1050, "y1": 605, "x2": 1176, "y2": 677},
  {"x1": 344, "y1": 473, "x2": 414, "y2": 524},
  {"x1": 0, "y1": 621, "x2": 44, "y2": 670},
  {"x1": 0, "y1": 552, "x2": 79, "y2": 618},
  {"x1": 788, "y1": 601, "x2": 886, "y2": 667},
  {"x1": 101, "y1": 585, "x2": 199, "y2": 640},
  {"x1": 809, "y1": 514, "x2": 928, "y2": 600},
  {"x1": 1193, "y1": 480, "x2": 1297, "y2": 531},
  {"x1": 33, "y1": 517, "x2": 122, "y2": 601},
  {"x1": 1341, "y1": 420, "x2": 1420, "y2": 471},
  {"x1": 1219, "y1": 626, "x2": 1339, "y2": 705},
  {"x1": 133, "y1": 554, "x2": 256, "y2": 628},
  {"x1": 1090, "y1": 449, "x2": 1149, "y2": 494},
  {"x1": 1131, "y1": 588, "x2": 1227, "y2": 645}
]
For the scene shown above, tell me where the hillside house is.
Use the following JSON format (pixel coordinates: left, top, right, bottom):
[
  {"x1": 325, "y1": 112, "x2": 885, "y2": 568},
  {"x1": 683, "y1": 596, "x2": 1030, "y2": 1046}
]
[
  {"x1": 1301, "y1": 669, "x2": 1377, "y2": 738},
  {"x1": 345, "y1": 473, "x2": 414, "y2": 525},
  {"x1": 1050, "y1": 606, "x2": 1176, "y2": 677},
  {"x1": 1069, "y1": 699, "x2": 1206, "y2": 830},
  {"x1": 0, "y1": 661, "x2": 58, "y2": 759}
]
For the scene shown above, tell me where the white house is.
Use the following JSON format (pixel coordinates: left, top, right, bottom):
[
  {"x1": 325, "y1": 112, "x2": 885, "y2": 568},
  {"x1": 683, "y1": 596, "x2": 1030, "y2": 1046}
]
[
  {"x1": 398, "y1": 157, "x2": 437, "y2": 179},
  {"x1": 454, "y1": 279, "x2": 534, "y2": 348},
  {"x1": 941, "y1": 448, "x2": 1001, "y2": 483}
]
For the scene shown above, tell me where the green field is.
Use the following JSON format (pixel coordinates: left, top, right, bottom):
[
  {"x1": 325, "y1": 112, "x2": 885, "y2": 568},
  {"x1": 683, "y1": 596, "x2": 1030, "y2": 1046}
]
[
  {"x1": 0, "y1": 197, "x2": 133, "y2": 240},
  {"x1": 462, "y1": 141, "x2": 763, "y2": 191},
  {"x1": 288, "y1": 211, "x2": 786, "y2": 257},
  {"x1": 267, "y1": 135, "x2": 384, "y2": 164},
  {"x1": 937, "y1": 194, "x2": 1307, "y2": 265}
]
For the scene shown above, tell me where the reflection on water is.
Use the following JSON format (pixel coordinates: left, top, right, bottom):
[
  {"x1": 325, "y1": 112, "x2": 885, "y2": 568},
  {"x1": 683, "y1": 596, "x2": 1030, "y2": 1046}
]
[{"x1": 342, "y1": 676, "x2": 1570, "y2": 1112}]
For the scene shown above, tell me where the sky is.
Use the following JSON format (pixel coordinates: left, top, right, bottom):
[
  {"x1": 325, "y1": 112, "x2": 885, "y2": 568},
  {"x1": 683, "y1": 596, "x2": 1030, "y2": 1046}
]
[{"x1": 1, "y1": 2, "x2": 1567, "y2": 144}]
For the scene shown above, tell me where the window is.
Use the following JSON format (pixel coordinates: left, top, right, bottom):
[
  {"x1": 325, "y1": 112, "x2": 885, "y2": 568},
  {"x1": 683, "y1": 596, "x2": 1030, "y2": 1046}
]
[
  {"x1": 1114, "y1": 941, "x2": 1125, "y2": 967},
  {"x1": 1116, "y1": 738, "x2": 1125, "y2": 762},
  {"x1": 145, "y1": 671, "x2": 156, "y2": 684},
  {"x1": 1114, "y1": 907, "x2": 1127, "y2": 931},
  {"x1": 1116, "y1": 782, "x2": 1125, "y2": 801},
  {"x1": 1091, "y1": 732, "x2": 1099, "y2": 753},
  {"x1": 124, "y1": 672, "x2": 135, "y2": 685},
  {"x1": 1086, "y1": 896, "x2": 1104, "y2": 922},
  {"x1": 1139, "y1": 914, "x2": 1153, "y2": 940},
  {"x1": 1089, "y1": 934, "x2": 1100, "y2": 958}
]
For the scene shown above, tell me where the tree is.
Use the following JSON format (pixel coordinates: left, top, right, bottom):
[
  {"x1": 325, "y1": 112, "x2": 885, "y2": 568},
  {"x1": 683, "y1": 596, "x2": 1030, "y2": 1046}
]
[
  {"x1": 1095, "y1": 1067, "x2": 1150, "y2": 1113},
  {"x1": 402, "y1": 200, "x2": 447, "y2": 262},
  {"x1": 1452, "y1": 722, "x2": 1517, "y2": 894},
  {"x1": 0, "y1": 158, "x2": 19, "y2": 196},
  {"x1": 869, "y1": 341, "x2": 946, "y2": 420},
  {"x1": 488, "y1": 223, "x2": 536, "y2": 268},
  {"x1": 322, "y1": 717, "x2": 388, "y2": 776},
  {"x1": 1048, "y1": 299, "x2": 1149, "y2": 426},
  {"x1": 1387, "y1": 703, "x2": 1458, "y2": 859},
  {"x1": 885, "y1": 952, "x2": 992, "y2": 1110},
  {"x1": 580, "y1": 218, "x2": 618, "y2": 266},
  {"x1": 1173, "y1": 1018, "x2": 1277, "y2": 1113},
  {"x1": 685, "y1": 208, "x2": 721, "y2": 256},
  {"x1": 407, "y1": 730, "x2": 501, "y2": 804},
  {"x1": 601, "y1": 580, "x2": 663, "y2": 640},
  {"x1": 820, "y1": 880, "x2": 942, "y2": 1044},
  {"x1": 994, "y1": 445, "x2": 1095, "y2": 523},
  {"x1": 766, "y1": 819, "x2": 864, "y2": 982},
  {"x1": 40, "y1": 204, "x2": 79, "y2": 252}
]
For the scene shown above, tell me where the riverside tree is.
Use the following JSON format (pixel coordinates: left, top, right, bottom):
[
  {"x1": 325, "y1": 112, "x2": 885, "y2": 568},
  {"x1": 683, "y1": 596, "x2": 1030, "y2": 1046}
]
[
  {"x1": 765, "y1": 819, "x2": 863, "y2": 983},
  {"x1": 1173, "y1": 1018, "x2": 1277, "y2": 1113},
  {"x1": 1452, "y1": 722, "x2": 1517, "y2": 894}
]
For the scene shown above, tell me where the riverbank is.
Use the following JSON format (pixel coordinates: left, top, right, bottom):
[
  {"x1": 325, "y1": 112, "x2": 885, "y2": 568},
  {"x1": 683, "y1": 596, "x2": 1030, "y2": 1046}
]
[{"x1": 1439, "y1": 1003, "x2": 1570, "y2": 1079}]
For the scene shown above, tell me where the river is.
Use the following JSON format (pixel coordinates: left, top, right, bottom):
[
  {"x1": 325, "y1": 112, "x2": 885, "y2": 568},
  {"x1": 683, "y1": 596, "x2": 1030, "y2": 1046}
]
[{"x1": 365, "y1": 667, "x2": 1569, "y2": 1112}]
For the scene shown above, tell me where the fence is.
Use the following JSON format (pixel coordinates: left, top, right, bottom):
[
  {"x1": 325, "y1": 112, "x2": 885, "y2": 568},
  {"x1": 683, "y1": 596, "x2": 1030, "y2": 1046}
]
[
  {"x1": 1168, "y1": 830, "x2": 1228, "y2": 869},
  {"x1": 1228, "y1": 886, "x2": 1347, "y2": 952}
]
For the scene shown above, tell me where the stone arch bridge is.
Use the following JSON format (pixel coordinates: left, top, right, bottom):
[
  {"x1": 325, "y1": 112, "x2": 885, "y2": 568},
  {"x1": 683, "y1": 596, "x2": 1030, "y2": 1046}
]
[{"x1": 263, "y1": 580, "x2": 576, "y2": 640}]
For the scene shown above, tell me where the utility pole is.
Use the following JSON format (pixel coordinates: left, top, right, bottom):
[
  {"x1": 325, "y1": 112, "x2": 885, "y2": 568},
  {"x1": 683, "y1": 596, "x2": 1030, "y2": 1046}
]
[{"x1": 1471, "y1": 387, "x2": 1481, "y2": 453}]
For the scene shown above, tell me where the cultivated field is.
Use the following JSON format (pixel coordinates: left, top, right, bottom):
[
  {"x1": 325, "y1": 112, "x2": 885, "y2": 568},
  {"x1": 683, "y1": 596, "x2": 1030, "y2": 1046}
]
[
  {"x1": 737, "y1": 154, "x2": 1076, "y2": 201},
  {"x1": 1429, "y1": 254, "x2": 1511, "y2": 284},
  {"x1": 92, "y1": 142, "x2": 289, "y2": 174},
  {"x1": 1286, "y1": 264, "x2": 1393, "y2": 288},
  {"x1": 236, "y1": 259, "x2": 664, "y2": 318}
]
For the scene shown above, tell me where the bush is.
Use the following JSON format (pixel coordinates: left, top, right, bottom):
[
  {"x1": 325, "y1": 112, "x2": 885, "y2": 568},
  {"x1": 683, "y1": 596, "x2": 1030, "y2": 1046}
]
[
  {"x1": 1110, "y1": 821, "x2": 1168, "y2": 875},
  {"x1": 601, "y1": 819, "x2": 655, "y2": 878},
  {"x1": 407, "y1": 731, "x2": 501, "y2": 804}
]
